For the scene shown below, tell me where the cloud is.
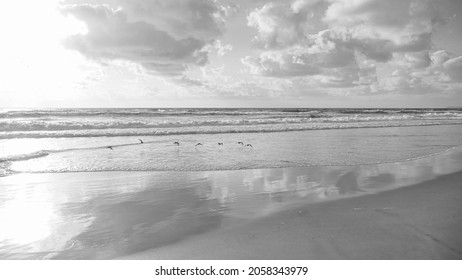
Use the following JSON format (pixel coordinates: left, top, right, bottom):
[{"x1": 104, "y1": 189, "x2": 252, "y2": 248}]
[
  {"x1": 60, "y1": 0, "x2": 234, "y2": 77},
  {"x1": 441, "y1": 56, "x2": 462, "y2": 82},
  {"x1": 242, "y1": 29, "x2": 356, "y2": 78},
  {"x1": 203, "y1": 40, "x2": 233, "y2": 57},
  {"x1": 243, "y1": 0, "x2": 449, "y2": 89},
  {"x1": 324, "y1": 0, "x2": 444, "y2": 61},
  {"x1": 105, "y1": 0, "x2": 231, "y2": 40},
  {"x1": 387, "y1": 50, "x2": 462, "y2": 87},
  {"x1": 242, "y1": 51, "x2": 321, "y2": 77},
  {"x1": 359, "y1": 49, "x2": 462, "y2": 96},
  {"x1": 244, "y1": 0, "x2": 366, "y2": 83},
  {"x1": 247, "y1": 0, "x2": 325, "y2": 49},
  {"x1": 404, "y1": 51, "x2": 431, "y2": 69},
  {"x1": 428, "y1": 50, "x2": 462, "y2": 82}
]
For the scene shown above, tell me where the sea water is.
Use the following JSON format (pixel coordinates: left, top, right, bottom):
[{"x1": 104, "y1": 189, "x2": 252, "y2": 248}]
[
  {"x1": 2, "y1": 108, "x2": 462, "y2": 259},
  {"x1": 1, "y1": 108, "x2": 462, "y2": 176}
]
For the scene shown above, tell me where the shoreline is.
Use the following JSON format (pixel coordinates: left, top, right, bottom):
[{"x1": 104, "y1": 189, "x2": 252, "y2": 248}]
[
  {"x1": 3, "y1": 143, "x2": 460, "y2": 176},
  {"x1": 4, "y1": 124, "x2": 462, "y2": 176}
]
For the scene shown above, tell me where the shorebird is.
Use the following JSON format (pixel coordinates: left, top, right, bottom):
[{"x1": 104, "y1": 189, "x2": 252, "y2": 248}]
[
  {"x1": 107, "y1": 146, "x2": 113, "y2": 150},
  {"x1": 245, "y1": 144, "x2": 253, "y2": 148},
  {"x1": 138, "y1": 139, "x2": 143, "y2": 143},
  {"x1": 237, "y1": 142, "x2": 244, "y2": 145},
  {"x1": 173, "y1": 141, "x2": 180, "y2": 146},
  {"x1": 195, "y1": 143, "x2": 202, "y2": 146},
  {"x1": 218, "y1": 142, "x2": 223, "y2": 145}
]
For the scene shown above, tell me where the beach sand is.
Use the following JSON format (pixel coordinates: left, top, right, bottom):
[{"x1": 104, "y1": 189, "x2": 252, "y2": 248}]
[
  {"x1": 1, "y1": 148, "x2": 461, "y2": 259},
  {"x1": 125, "y1": 171, "x2": 462, "y2": 259}
]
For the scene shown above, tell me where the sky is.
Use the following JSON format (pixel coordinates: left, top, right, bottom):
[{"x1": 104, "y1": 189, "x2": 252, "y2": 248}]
[{"x1": 1, "y1": 0, "x2": 462, "y2": 108}]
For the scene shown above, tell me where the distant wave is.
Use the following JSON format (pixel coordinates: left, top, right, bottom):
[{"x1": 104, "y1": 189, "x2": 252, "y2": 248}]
[
  {"x1": 2, "y1": 113, "x2": 462, "y2": 133},
  {"x1": 1, "y1": 108, "x2": 462, "y2": 140},
  {"x1": 0, "y1": 117, "x2": 322, "y2": 132},
  {"x1": 1, "y1": 121, "x2": 462, "y2": 139},
  {"x1": 1, "y1": 108, "x2": 461, "y2": 118},
  {"x1": 0, "y1": 108, "x2": 315, "y2": 118}
]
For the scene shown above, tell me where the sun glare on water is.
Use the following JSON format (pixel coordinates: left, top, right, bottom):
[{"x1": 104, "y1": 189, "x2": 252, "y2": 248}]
[{"x1": 0, "y1": 183, "x2": 54, "y2": 245}]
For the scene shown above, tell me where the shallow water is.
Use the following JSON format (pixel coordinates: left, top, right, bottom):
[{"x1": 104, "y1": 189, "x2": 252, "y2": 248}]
[
  {"x1": 2, "y1": 125, "x2": 462, "y2": 176},
  {"x1": 0, "y1": 147, "x2": 462, "y2": 259}
]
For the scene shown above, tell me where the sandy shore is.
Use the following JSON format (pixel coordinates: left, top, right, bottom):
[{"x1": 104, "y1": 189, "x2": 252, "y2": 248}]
[{"x1": 125, "y1": 170, "x2": 462, "y2": 259}]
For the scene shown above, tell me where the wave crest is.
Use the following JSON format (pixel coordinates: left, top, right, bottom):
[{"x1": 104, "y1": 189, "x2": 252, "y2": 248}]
[
  {"x1": 0, "y1": 151, "x2": 50, "y2": 162},
  {"x1": 1, "y1": 121, "x2": 462, "y2": 139}
]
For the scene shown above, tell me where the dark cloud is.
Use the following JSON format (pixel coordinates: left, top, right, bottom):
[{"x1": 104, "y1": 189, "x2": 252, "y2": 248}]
[{"x1": 110, "y1": 0, "x2": 228, "y2": 40}]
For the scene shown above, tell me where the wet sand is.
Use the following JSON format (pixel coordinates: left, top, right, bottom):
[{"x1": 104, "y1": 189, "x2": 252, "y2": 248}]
[{"x1": 126, "y1": 171, "x2": 462, "y2": 259}]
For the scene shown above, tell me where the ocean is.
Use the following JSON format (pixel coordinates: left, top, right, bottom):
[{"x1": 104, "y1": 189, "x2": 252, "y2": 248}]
[
  {"x1": 1, "y1": 107, "x2": 462, "y2": 259},
  {"x1": 1, "y1": 108, "x2": 462, "y2": 177}
]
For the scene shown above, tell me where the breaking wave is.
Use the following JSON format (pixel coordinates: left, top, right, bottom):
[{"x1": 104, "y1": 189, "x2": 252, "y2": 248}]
[
  {"x1": 0, "y1": 120, "x2": 461, "y2": 139},
  {"x1": 0, "y1": 150, "x2": 50, "y2": 163}
]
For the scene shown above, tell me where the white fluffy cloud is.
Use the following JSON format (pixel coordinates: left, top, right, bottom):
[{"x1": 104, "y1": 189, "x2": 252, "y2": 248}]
[
  {"x1": 242, "y1": 26, "x2": 357, "y2": 82},
  {"x1": 60, "y1": 0, "x2": 234, "y2": 77},
  {"x1": 244, "y1": 0, "x2": 362, "y2": 84},
  {"x1": 429, "y1": 50, "x2": 462, "y2": 82},
  {"x1": 324, "y1": 0, "x2": 443, "y2": 61},
  {"x1": 382, "y1": 49, "x2": 462, "y2": 91},
  {"x1": 243, "y1": 0, "x2": 454, "y2": 93},
  {"x1": 440, "y1": 56, "x2": 462, "y2": 82},
  {"x1": 247, "y1": 0, "x2": 324, "y2": 49},
  {"x1": 242, "y1": 37, "x2": 355, "y2": 76}
]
